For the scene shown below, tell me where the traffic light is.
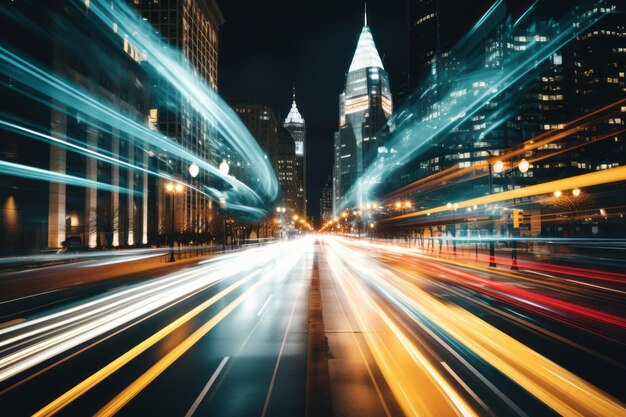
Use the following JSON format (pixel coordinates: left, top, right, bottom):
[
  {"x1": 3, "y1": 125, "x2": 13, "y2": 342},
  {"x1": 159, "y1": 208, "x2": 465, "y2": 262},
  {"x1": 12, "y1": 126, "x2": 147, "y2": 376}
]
[{"x1": 513, "y1": 209, "x2": 524, "y2": 228}]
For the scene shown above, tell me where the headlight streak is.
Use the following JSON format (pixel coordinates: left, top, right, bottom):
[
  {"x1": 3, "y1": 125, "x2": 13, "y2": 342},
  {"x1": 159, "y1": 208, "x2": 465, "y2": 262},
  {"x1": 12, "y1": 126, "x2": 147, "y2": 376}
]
[
  {"x1": 0, "y1": 242, "x2": 299, "y2": 383},
  {"x1": 341, "y1": 2, "x2": 604, "y2": 208},
  {"x1": 324, "y1": 237, "x2": 626, "y2": 417},
  {"x1": 322, "y1": 238, "x2": 479, "y2": 417},
  {"x1": 339, "y1": 238, "x2": 626, "y2": 332},
  {"x1": 393, "y1": 165, "x2": 626, "y2": 224},
  {"x1": 34, "y1": 238, "x2": 310, "y2": 417}
]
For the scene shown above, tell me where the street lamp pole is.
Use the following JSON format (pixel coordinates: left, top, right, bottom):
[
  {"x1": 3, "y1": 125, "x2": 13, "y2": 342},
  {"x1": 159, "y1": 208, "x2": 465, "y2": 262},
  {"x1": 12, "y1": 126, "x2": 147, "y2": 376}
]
[
  {"x1": 169, "y1": 191, "x2": 175, "y2": 262},
  {"x1": 487, "y1": 156, "x2": 497, "y2": 267}
]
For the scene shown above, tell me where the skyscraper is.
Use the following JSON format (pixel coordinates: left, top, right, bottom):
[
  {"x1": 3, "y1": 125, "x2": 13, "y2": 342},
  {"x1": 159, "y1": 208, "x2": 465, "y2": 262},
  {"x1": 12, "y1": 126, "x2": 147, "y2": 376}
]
[
  {"x1": 333, "y1": 9, "x2": 393, "y2": 211},
  {"x1": 277, "y1": 126, "x2": 298, "y2": 215},
  {"x1": 320, "y1": 178, "x2": 333, "y2": 222},
  {"x1": 283, "y1": 88, "x2": 306, "y2": 215},
  {"x1": 228, "y1": 97, "x2": 279, "y2": 175},
  {"x1": 130, "y1": 0, "x2": 223, "y2": 244}
]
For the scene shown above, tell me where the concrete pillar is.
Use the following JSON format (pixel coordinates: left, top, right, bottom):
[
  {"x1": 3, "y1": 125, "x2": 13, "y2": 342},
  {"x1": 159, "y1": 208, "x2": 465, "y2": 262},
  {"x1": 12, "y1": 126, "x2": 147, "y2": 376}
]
[
  {"x1": 85, "y1": 125, "x2": 98, "y2": 248},
  {"x1": 48, "y1": 107, "x2": 66, "y2": 249},
  {"x1": 111, "y1": 130, "x2": 120, "y2": 247},
  {"x1": 127, "y1": 141, "x2": 135, "y2": 246}
]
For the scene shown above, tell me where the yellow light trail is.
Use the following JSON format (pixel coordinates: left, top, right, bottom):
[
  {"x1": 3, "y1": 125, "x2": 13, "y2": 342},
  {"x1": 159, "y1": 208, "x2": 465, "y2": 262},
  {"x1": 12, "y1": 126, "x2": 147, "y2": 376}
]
[
  {"x1": 94, "y1": 270, "x2": 273, "y2": 417},
  {"x1": 329, "y1": 237, "x2": 626, "y2": 417},
  {"x1": 33, "y1": 270, "x2": 261, "y2": 417},
  {"x1": 323, "y1": 240, "x2": 478, "y2": 417},
  {"x1": 393, "y1": 165, "x2": 626, "y2": 222}
]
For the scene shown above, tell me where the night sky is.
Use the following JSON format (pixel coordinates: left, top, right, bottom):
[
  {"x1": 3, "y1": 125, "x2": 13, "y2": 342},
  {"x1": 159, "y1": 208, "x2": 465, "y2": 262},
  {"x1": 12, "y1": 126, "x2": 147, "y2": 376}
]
[{"x1": 217, "y1": 0, "x2": 576, "y2": 221}]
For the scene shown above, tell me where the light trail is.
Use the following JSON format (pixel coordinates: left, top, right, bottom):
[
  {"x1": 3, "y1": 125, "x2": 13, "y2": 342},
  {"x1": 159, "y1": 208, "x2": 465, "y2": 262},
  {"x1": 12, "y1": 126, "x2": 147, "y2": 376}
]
[
  {"x1": 323, "y1": 238, "x2": 479, "y2": 417},
  {"x1": 34, "y1": 239, "x2": 309, "y2": 416},
  {"x1": 1, "y1": 0, "x2": 279, "y2": 218},
  {"x1": 393, "y1": 165, "x2": 626, "y2": 222},
  {"x1": 341, "y1": 1, "x2": 604, "y2": 208},
  {"x1": 323, "y1": 237, "x2": 626, "y2": 416},
  {"x1": 0, "y1": 242, "x2": 305, "y2": 383}
]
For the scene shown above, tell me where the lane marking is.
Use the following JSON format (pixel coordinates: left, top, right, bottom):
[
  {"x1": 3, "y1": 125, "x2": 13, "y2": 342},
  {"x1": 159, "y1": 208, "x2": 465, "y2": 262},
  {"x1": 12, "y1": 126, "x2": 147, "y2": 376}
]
[
  {"x1": 260, "y1": 291, "x2": 301, "y2": 417},
  {"x1": 33, "y1": 270, "x2": 260, "y2": 417},
  {"x1": 257, "y1": 295, "x2": 274, "y2": 316},
  {"x1": 0, "y1": 289, "x2": 62, "y2": 305},
  {"x1": 94, "y1": 272, "x2": 271, "y2": 417},
  {"x1": 565, "y1": 279, "x2": 626, "y2": 294},
  {"x1": 184, "y1": 356, "x2": 229, "y2": 417},
  {"x1": 440, "y1": 361, "x2": 491, "y2": 414}
]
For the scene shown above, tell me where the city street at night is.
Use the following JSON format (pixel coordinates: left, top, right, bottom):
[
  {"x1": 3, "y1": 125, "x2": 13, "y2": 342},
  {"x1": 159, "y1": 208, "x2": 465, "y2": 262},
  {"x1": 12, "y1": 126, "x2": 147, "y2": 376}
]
[{"x1": 2, "y1": 0, "x2": 626, "y2": 416}]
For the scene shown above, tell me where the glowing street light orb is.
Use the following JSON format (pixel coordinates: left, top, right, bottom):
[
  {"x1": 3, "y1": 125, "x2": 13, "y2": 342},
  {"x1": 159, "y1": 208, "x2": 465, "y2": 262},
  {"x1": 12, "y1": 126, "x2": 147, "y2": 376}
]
[
  {"x1": 395, "y1": 201, "x2": 402, "y2": 209},
  {"x1": 554, "y1": 190, "x2": 562, "y2": 197},
  {"x1": 188, "y1": 162, "x2": 199, "y2": 178},
  {"x1": 447, "y1": 202, "x2": 452, "y2": 208},
  {"x1": 219, "y1": 159, "x2": 230, "y2": 175},
  {"x1": 572, "y1": 188, "x2": 581, "y2": 197},
  {"x1": 165, "y1": 183, "x2": 174, "y2": 192},
  {"x1": 405, "y1": 201, "x2": 412, "y2": 208},
  {"x1": 175, "y1": 183, "x2": 184, "y2": 192},
  {"x1": 493, "y1": 160, "x2": 504, "y2": 174},
  {"x1": 518, "y1": 158, "x2": 529, "y2": 174}
]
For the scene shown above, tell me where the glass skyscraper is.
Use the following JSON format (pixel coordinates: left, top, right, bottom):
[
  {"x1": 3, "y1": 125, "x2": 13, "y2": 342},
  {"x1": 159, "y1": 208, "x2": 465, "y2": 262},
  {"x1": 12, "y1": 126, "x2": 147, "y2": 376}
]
[{"x1": 333, "y1": 11, "x2": 393, "y2": 213}]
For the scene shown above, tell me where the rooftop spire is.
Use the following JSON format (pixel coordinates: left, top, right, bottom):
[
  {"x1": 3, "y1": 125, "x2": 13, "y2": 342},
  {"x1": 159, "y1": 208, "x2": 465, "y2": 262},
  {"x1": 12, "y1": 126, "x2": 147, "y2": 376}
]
[{"x1": 364, "y1": 2, "x2": 367, "y2": 27}]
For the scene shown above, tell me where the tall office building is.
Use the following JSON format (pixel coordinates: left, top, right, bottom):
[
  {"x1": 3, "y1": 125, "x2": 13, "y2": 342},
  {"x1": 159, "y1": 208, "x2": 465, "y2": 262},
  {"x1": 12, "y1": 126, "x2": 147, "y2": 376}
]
[
  {"x1": 0, "y1": 2, "x2": 150, "y2": 254},
  {"x1": 277, "y1": 126, "x2": 298, "y2": 214},
  {"x1": 333, "y1": 10, "x2": 393, "y2": 211},
  {"x1": 283, "y1": 88, "x2": 306, "y2": 215},
  {"x1": 320, "y1": 178, "x2": 333, "y2": 222},
  {"x1": 228, "y1": 97, "x2": 279, "y2": 174},
  {"x1": 130, "y1": 0, "x2": 223, "y2": 243},
  {"x1": 408, "y1": 0, "x2": 439, "y2": 94}
]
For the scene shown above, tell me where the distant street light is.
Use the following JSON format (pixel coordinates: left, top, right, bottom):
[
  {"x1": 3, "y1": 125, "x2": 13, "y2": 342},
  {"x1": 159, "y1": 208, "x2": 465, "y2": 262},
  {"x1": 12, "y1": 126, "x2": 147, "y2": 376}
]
[
  {"x1": 219, "y1": 159, "x2": 230, "y2": 175},
  {"x1": 189, "y1": 162, "x2": 199, "y2": 178},
  {"x1": 572, "y1": 188, "x2": 581, "y2": 197},
  {"x1": 493, "y1": 160, "x2": 504, "y2": 174},
  {"x1": 518, "y1": 158, "x2": 529, "y2": 173},
  {"x1": 554, "y1": 190, "x2": 562, "y2": 198},
  {"x1": 165, "y1": 182, "x2": 185, "y2": 262}
]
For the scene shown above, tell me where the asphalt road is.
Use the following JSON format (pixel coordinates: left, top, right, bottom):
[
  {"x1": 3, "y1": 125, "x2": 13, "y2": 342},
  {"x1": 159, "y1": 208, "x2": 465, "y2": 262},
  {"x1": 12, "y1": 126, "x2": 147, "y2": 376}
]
[
  {"x1": 0, "y1": 236, "x2": 625, "y2": 417},
  {"x1": 318, "y1": 236, "x2": 626, "y2": 417},
  {"x1": 0, "y1": 239, "x2": 313, "y2": 417}
]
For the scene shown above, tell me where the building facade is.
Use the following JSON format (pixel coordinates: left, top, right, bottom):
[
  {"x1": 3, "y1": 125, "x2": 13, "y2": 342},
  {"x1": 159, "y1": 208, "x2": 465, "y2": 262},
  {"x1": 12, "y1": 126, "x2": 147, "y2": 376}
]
[
  {"x1": 320, "y1": 178, "x2": 333, "y2": 222},
  {"x1": 333, "y1": 11, "x2": 393, "y2": 212},
  {"x1": 283, "y1": 89, "x2": 306, "y2": 216},
  {"x1": 277, "y1": 126, "x2": 298, "y2": 215},
  {"x1": 229, "y1": 97, "x2": 279, "y2": 174},
  {"x1": 0, "y1": 2, "x2": 150, "y2": 255},
  {"x1": 130, "y1": 0, "x2": 224, "y2": 244}
]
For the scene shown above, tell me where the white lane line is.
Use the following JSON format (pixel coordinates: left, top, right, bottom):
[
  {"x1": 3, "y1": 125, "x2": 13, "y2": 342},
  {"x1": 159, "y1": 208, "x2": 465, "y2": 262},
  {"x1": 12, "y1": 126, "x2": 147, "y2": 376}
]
[
  {"x1": 184, "y1": 356, "x2": 230, "y2": 417},
  {"x1": 565, "y1": 279, "x2": 626, "y2": 294},
  {"x1": 0, "y1": 289, "x2": 62, "y2": 306},
  {"x1": 257, "y1": 295, "x2": 274, "y2": 316},
  {"x1": 441, "y1": 361, "x2": 490, "y2": 414},
  {"x1": 524, "y1": 270, "x2": 557, "y2": 279}
]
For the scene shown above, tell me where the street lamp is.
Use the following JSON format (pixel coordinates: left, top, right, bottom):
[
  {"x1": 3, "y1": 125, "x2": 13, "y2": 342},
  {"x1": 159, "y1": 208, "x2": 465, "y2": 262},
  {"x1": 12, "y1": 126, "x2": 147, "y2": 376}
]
[
  {"x1": 554, "y1": 190, "x2": 562, "y2": 198},
  {"x1": 518, "y1": 158, "x2": 529, "y2": 174},
  {"x1": 165, "y1": 182, "x2": 184, "y2": 262},
  {"x1": 486, "y1": 152, "x2": 498, "y2": 267},
  {"x1": 219, "y1": 159, "x2": 230, "y2": 175},
  {"x1": 189, "y1": 162, "x2": 199, "y2": 178},
  {"x1": 572, "y1": 188, "x2": 581, "y2": 197}
]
